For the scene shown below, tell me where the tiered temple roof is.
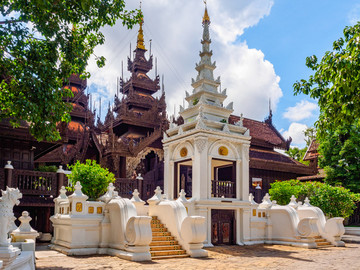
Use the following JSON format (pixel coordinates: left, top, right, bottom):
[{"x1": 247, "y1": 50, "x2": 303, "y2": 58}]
[
  {"x1": 35, "y1": 74, "x2": 99, "y2": 165},
  {"x1": 97, "y1": 15, "x2": 168, "y2": 178}
]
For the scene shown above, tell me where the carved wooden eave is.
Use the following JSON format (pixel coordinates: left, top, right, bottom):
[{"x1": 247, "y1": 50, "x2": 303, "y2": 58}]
[
  {"x1": 250, "y1": 158, "x2": 313, "y2": 175},
  {"x1": 103, "y1": 126, "x2": 163, "y2": 158},
  {"x1": 121, "y1": 76, "x2": 160, "y2": 94},
  {"x1": 127, "y1": 54, "x2": 153, "y2": 73}
]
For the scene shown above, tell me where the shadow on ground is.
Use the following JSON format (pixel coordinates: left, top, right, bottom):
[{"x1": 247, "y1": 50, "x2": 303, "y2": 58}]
[{"x1": 204, "y1": 245, "x2": 314, "y2": 262}]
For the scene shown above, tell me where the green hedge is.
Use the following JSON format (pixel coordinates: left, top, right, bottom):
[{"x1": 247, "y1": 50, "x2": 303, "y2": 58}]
[{"x1": 269, "y1": 180, "x2": 360, "y2": 218}]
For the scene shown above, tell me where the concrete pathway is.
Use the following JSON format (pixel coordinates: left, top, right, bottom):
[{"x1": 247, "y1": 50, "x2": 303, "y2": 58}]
[{"x1": 35, "y1": 240, "x2": 360, "y2": 270}]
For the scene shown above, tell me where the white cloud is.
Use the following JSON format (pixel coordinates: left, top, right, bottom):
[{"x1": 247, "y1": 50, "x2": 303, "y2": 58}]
[
  {"x1": 282, "y1": 122, "x2": 308, "y2": 147},
  {"x1": 87, "y1": 0, "x2": 280, "y2": 121},
  {"x1": 283, "y1": 100, "x2": 318, "y2": 121},
  {"x1": 348, "y1": 4, "x2": 360, "y2": 25}
]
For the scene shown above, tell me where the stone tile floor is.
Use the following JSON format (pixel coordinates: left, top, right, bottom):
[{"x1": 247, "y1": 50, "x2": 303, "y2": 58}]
[{"x1": 35, "y1": 241, "x2": 360, "y2": 270}]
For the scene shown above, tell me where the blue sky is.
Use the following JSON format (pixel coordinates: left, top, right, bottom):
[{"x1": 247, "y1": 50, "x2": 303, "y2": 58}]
[
  {"x1": 240, "y1": 0, "x2": 360, "y2": 146},
  {"x1": 86, "y1": 0, "x2": 360, "y2": 148}
]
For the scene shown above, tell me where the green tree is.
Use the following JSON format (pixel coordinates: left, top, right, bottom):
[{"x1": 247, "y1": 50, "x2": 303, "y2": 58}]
[
  {"x1": 286, "y1": 146, "x2": 308, "y2": 165},
  {"x1": 67, "y1": 159, "x2": 115, "y2": 200},
  {"x1": 293, "y1": 23, "x2": 360, "y2": 192},
  {"x1": 285, "y1": 127, "x2": 316, "y2": 165},
  {"x1": 0, "y1": 1, "x2": 141, "y2": 141},
  {"x1": 269, "y1": 180, "x2": 360, "y2": 218},
  {"x1": 303, "y1": 127, "x2": 316, "y2": 147},
  {"x1": 294, "y1": 22, "x2": 360, "y2": 137},
  {"x1": 319, "y1": 124, "x2": 360, "y2": 193}
]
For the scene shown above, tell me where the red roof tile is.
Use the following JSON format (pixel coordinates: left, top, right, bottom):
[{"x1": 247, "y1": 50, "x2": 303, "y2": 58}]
[{"x1": 229, "y1": 115, "x2": 289, "y2": 149}]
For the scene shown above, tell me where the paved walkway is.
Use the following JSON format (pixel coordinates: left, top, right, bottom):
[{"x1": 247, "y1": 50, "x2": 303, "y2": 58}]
[{"x1": 36, "y1": 241, "x2": 360, "y2": 270}]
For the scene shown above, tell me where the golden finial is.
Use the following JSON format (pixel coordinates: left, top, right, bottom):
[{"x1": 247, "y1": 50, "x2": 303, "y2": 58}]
[
  {"x1": 202, "y1": 0, "x2": 210, "y2": 24},
  {"x1": 136, "y1": 5, "x2": 146, "y2": 50}
]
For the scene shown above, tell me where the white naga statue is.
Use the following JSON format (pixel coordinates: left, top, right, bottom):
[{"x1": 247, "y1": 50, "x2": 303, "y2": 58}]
[{"x1": 0, "y1": 187, "x2": 22, "y2": 247}]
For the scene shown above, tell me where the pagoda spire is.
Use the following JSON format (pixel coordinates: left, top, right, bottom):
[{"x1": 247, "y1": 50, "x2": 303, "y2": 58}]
[
  {"x1": 136, "y1": 10, "x2": 146, "y2": 51},
  {"x1": 195, "y1": 3, "x2": 217, "y2": 92},
  {"x1": 180, "y1": 3, "x2": 233, "y2": 124},
  {"x1": 202, "y1": 1, "x2": 210, "y2": 25}
]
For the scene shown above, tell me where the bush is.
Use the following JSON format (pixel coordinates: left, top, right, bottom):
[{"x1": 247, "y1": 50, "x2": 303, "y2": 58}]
[
  {"x1": 67, "y1": 159, "x2": 115, "y2": 200},
  {"x1": 269, "y1": 180, "x2": 360, "y2": 218},
  {"x1": 268, "y1": 179, "x2": 305, "y2": 205}
]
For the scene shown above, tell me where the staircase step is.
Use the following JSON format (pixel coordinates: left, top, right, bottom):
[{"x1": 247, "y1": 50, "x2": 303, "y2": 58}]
[
  {"x1": 151, "y1": 250, "x2": 187, "y2": 257},
  {"x1": 151, "y1": 223, "x2": 165, "y2": 228},
  {"x1": 317, "y1": 244, "x2": 333, "y2": 248},
  {"x1": 150, "y1": 240, "x2": 178, "y2": 246},
  {"x1": 152, "y1": 227, "x2": 168, "y2": 232},
  {"x1": 152, "y1": 254, "x2": 190, "y2": 260},
  {"x1": 152, "y1": 236, "x2": 175, "y2": 241},
  {"x1": 150, "y1": 245, "x2": 183, "y2": 251},
  {"x1": 152, "y1": 232, "x2": 171, "y2": 236},
  {"x1": 317, "y1": 241, "x2": 332, "y2": 246},
  {"x1": 150, "y1": 215, "x2": 188, "y2": 260},
  {"x1": 151, "y1": 220, "x2": 161, "y2": 225},
  {"x1": 315, "y1": 238, "x2": 327, "y2": 242}
]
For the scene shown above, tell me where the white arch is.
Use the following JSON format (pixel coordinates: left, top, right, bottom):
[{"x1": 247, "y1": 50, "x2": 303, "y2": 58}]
[
  {"x1": 171, "y1": 141, "x2": 194, "y2": 161},
  {"x1": 208, "y1": 139, "x2": 239, "y2": 160}
]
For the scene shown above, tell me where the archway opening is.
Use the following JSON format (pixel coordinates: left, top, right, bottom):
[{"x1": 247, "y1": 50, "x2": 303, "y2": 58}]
[
  {"x1": 211, "y1": 158, "x2": 236, "y2": 198},
  {"x1": 174, "y1": 159, "x2": 192, "y2": 198}
]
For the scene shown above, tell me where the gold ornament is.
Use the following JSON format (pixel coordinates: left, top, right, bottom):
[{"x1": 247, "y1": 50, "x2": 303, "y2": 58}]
[
  {"x1": 218, "y1": 146, "x2": 228, "y2": 156},
  {"x1": 76, "y1": 202, "x2": 82, "y2": 212},
  {"x1": 180, "y1": 147, "x2": 188, "y2": 157}
]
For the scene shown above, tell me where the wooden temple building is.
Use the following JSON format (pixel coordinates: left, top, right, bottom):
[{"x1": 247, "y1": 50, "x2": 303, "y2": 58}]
[
  {"x1": 229, "y1": 113, "x2": 313, "y2": 198},
  {"x1": 0, "y1": 13, "x2": 315, "y2": 235},
  {"x1": 96, "y1": 17, "x2": 168, "y2": 197}
]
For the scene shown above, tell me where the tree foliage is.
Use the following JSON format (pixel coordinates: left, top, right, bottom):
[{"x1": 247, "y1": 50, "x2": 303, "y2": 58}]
[
  {"x1": 269, "y1": 180, "x2": 360, "y2": 218},
  {"x1": 303, "y1": 127, "x2": 316, "y2": 147},
  {"x1": 293, "y1": 23, "x2": 360, "y2": 193},
  {"x1": 67, "y1": 159, "x2": 115, "y2": 200},
  {"x1": 286, "y1": 147, "x2": 308, "y2": 165},
  {"x1": 0, "y1": 1, "x2": 141, "y2": 141},
  {"x1": 285, "y1": 127, "x2": 315, "y2": 165},
  {"x1": 319, "y1": 124, "x2": 360, "y2": 193},
  {"x1": 294, "y1": 22, "x2": 360, "y2": 138}
]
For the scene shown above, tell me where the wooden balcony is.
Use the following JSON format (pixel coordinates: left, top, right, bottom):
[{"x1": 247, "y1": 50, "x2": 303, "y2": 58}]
[
  {"x1": 114, "y1": 178, "x2": 156, "y2": 201},
  {"x1": 211, "y1": 180, "x2": 236, "y2": 198},
  {"x1": 12, "y1": 170, "x2": 58, "y2": 196}
]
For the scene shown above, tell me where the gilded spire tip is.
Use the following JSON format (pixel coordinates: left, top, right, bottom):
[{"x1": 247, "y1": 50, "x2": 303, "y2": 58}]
[
  {"x1": 136, "y1": 10, "x2": 146, "y2": 50},
  {"x1": 202, "y1": 1, "x2": 210, "y2": 25}
]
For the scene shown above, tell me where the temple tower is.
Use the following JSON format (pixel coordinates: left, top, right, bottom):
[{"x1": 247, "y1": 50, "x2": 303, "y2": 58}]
[
  {"x1": 162, "y1": 4, "x2": 252, "y2": 246},
  {"x1": 99, "y1": 15, "x2": 168, "y2": 184},
  {"x1": 35, "y1": 74, "x2": 100, "y2": 167}
]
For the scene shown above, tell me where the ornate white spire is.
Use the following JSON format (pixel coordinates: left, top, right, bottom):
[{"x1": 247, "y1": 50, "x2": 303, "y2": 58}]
[{"x1": 180, "y1": 4, "x2": 233, "y2": 124}]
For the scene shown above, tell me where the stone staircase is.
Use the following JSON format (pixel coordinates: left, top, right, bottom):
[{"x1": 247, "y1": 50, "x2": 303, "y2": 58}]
[
  {"x1": 150, "y1": 216, "x2": 189, "y2": 259},
  {"x1": 314, "y1": 236, "x2": 333, "y2": 248}
]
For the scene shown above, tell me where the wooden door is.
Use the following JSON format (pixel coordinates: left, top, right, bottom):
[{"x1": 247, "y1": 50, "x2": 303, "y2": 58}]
[{"x1": 211, "y1": 209, "x2": 235, "y2": 245}]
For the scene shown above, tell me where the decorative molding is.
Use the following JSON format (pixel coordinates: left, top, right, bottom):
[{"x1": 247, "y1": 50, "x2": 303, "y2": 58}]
[
  {"x1": 195, "y1": 138, "x2": 207, "y2": 153},
  {"x1": 195, "y1": 118, "x2": 207, "y2": 130},
  {"x1": 222, "y1": 124, "x2": 230, "y2": 133},
  {"x1": 126, "y1": 147, "x2": 164, "y2": 178}
]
